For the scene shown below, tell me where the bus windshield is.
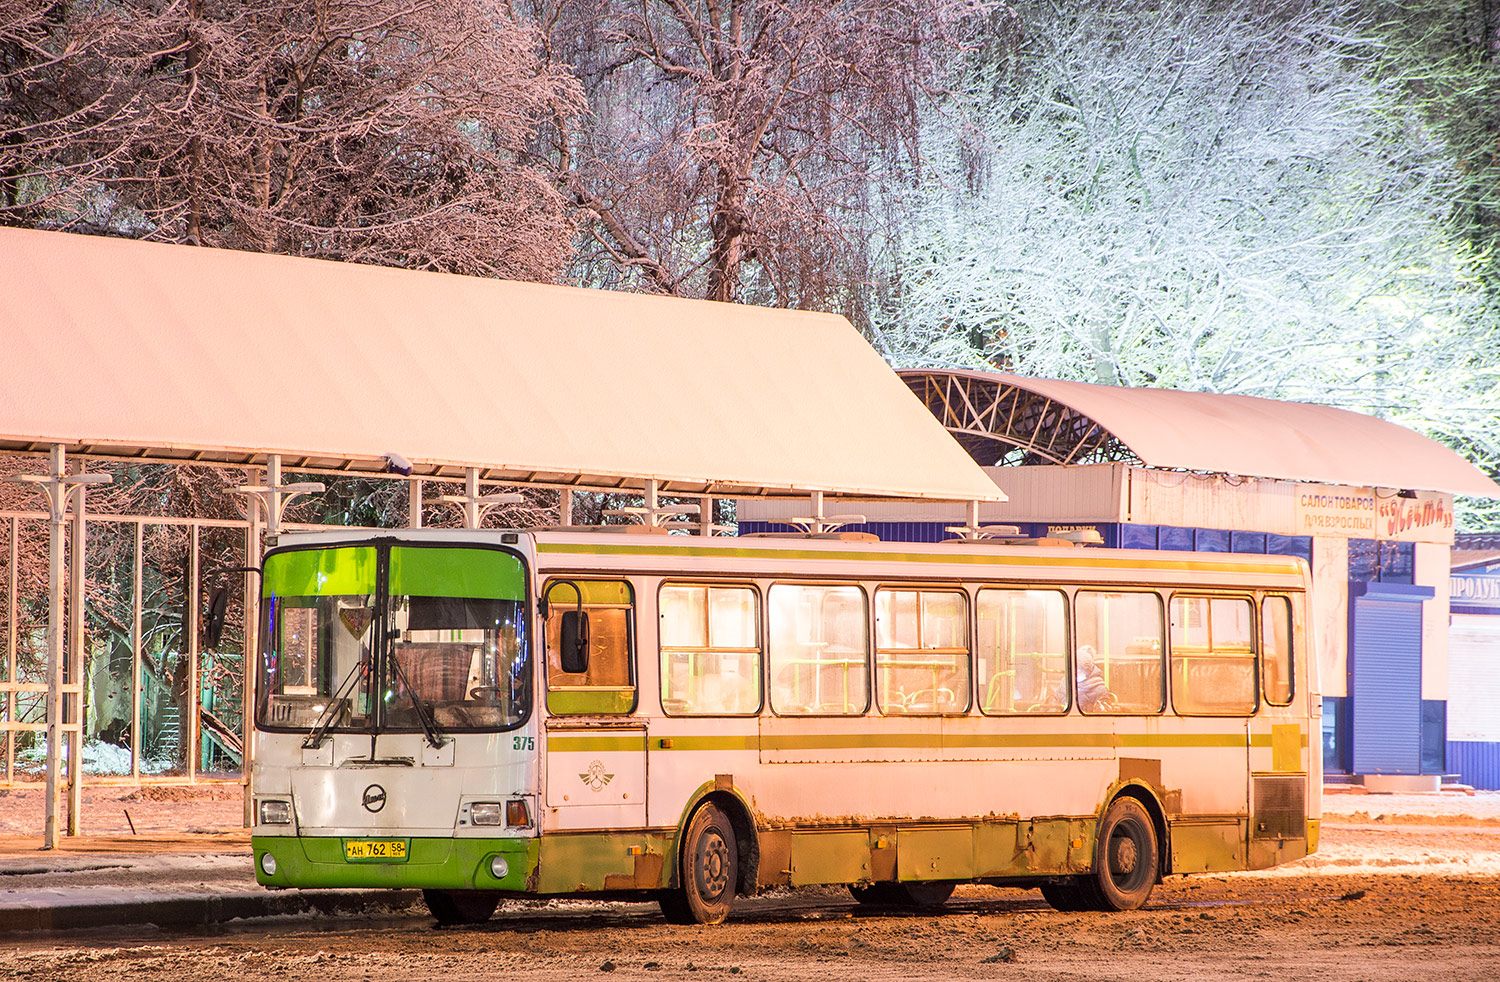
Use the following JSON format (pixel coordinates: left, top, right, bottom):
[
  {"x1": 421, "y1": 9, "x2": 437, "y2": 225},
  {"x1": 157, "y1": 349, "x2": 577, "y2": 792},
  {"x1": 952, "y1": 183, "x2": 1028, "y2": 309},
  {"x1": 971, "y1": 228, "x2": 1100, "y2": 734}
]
[{"x1": 256, "y1": 544, "x2": 530, "y2": 734}]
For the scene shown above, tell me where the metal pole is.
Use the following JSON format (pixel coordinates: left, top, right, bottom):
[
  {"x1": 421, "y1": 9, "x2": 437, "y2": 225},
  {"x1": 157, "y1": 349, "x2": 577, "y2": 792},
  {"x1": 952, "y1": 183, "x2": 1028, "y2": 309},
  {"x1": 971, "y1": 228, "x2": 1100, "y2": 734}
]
[
  {"x1": 243, "y1": 493, "x2": 261, "y2": 828},
  {"x1": 700, "y1": 497, "x2": 713, "y2": 537},
  {"x1": 266, "y1": 455, "x2": 282, "y2": 542},
  {"x1": 187, "y1": 524, "x2": 199, "y2": 782},
  {"x1": 131, "y1": 523, "x2": 142, "y2": 784},
  {"x1": 465, "y1": 468, "x2": 480, "y2": 530},
  {"x1": 44, "y1": 445, "x2": 65, "y2": 849},
  {"x1": 559, "y1": 489, "x2": 572, "y2": 527},
  {"x1": 6, "y1": 518, "x2": 16, "y2": 785},
  {"x1": 409, "y1": 480, "x2": 423, "y2": 529},
  {"x1": 66, "y1": 476, "x2": 86, "y2": 835}
]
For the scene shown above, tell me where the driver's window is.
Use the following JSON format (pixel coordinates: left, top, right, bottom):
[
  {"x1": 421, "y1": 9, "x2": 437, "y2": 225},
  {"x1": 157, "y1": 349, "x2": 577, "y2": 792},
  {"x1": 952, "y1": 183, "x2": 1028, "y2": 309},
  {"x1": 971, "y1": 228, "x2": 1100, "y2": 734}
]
[{"x1": 544, "y1": 579, "x2": 636, "y2": 714}]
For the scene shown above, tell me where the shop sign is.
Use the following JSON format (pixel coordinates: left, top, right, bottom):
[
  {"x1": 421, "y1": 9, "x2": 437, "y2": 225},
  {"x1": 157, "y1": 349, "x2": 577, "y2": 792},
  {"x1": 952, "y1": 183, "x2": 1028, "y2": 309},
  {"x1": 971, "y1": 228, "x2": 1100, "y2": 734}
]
[
  {"x1": 1451, "y1": 575, "x2": 1500, "y2": 606},
  {"x1": 1376, "y1": 494, "x2": 1454, "y2": 544},
  {"x1": 1294, "y1": 491, "x2": 1376, "y2": 536}
]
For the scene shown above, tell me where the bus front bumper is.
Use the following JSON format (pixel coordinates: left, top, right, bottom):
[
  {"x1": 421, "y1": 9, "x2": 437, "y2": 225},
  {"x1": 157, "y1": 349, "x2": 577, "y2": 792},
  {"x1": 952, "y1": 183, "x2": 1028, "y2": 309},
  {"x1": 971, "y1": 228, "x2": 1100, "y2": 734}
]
[{"x1": 252, "y1": 834, "x2": 539, "y2": 891}]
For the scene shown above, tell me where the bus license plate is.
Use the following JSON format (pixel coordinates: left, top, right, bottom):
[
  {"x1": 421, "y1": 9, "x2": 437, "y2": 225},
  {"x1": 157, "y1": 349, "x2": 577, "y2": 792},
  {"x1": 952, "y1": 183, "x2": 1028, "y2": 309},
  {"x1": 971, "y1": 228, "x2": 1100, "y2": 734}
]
[{"x1": 344, "y1": 839, "x2": 408, "y2": 861}]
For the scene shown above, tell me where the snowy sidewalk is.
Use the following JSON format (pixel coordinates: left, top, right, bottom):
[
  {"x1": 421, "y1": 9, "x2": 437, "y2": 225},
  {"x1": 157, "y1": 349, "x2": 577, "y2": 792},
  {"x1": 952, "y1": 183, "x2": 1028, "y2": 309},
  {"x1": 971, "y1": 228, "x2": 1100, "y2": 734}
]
[{"x1": 0, "y1": 784, "x2": 1494, "y2": 935}]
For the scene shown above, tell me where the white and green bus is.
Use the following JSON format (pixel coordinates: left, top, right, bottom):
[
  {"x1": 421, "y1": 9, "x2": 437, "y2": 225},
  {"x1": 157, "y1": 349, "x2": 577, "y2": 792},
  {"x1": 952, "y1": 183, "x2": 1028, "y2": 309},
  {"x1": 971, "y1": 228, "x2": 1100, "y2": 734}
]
[{"x1": 249, "y1": 527, "x2": 1319, "y2": 924}]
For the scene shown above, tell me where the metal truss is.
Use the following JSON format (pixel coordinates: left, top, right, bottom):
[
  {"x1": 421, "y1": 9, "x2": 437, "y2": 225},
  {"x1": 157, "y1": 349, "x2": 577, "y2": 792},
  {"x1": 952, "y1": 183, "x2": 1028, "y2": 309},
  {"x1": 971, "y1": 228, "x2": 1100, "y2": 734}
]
[{"x1": 899, "y1": 371, "x2": 1140, "y2": 467}]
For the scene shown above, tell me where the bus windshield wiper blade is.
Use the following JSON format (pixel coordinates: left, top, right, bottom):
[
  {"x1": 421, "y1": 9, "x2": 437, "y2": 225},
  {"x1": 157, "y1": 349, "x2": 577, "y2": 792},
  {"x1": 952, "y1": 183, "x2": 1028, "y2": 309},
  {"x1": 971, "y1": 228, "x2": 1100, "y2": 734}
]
[
  {"x1": 386, "y1": 647, "x2": 448, "y2": 750},
  {"x1": 302, "y1": 657, "x2": 367, "y2": 750}
]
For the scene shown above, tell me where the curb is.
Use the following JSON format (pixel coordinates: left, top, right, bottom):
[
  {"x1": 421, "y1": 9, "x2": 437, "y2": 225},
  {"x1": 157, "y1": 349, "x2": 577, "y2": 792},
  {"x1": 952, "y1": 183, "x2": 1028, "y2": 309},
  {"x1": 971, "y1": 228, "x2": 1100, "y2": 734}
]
[{"x1": 0, "y1": 889, "x2": 423, "y2": 934}]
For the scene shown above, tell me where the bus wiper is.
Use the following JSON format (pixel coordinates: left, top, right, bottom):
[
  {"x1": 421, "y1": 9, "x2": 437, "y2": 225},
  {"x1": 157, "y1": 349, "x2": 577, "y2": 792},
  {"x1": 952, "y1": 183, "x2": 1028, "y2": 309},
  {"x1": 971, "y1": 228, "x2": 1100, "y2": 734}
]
[
  {"x1": 303, "y1": 657, "x2": 368, "y2": 750},
  {"x1": 386, "y1": 647, "x2": 448, "y2": 750}
]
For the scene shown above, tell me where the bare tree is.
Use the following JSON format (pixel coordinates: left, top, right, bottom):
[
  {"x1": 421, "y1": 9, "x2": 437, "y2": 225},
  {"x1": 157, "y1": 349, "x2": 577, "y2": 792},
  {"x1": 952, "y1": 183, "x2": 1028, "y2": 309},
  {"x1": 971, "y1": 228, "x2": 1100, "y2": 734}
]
[
  {"x1": 880, "y1": 0, "x2": 1500, "y2": 527},
  {"x1": 1, "y1": 0, "x2": 582, "y2": 280},
  {"x1": 523, "y1": 0, "x2": 1005, "y2": 309}
]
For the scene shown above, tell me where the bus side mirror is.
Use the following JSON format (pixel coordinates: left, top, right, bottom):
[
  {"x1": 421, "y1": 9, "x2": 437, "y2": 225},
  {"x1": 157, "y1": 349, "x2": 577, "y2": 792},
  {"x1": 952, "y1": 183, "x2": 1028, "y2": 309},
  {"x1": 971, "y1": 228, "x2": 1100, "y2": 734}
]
[
  {"x1": 204, "y1": 587, "x2": 229, "y2": 649},
  {"x1": 560, "y1": 610, "x2": 590, "y2": 674}
]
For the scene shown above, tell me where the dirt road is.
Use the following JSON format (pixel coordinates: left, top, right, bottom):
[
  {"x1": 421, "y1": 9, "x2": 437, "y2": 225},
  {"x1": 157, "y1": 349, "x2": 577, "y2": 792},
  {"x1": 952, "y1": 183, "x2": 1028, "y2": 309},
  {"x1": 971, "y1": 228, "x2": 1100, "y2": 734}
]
[{"x1": 7, "y1": 812, "x2": 1499, "y2": 982}]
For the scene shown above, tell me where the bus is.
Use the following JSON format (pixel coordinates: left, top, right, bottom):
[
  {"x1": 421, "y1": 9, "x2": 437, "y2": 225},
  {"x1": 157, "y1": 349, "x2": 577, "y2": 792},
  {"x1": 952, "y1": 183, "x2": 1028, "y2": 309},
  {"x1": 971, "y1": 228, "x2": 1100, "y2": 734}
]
[{"x1": 247, "y1": 527, "x2": 1319, "y2": 924}]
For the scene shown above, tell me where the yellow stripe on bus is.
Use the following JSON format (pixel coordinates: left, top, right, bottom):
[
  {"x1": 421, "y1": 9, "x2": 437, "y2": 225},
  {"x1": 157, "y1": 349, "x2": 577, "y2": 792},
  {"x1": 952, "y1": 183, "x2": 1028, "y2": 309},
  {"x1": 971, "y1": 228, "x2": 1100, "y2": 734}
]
[
  {"x1": 548, "y1": 731, "x2": 1310, "y2": 753},
  {"x1": 535, "y1": 541, "x2": 1301, "y2": 577}
]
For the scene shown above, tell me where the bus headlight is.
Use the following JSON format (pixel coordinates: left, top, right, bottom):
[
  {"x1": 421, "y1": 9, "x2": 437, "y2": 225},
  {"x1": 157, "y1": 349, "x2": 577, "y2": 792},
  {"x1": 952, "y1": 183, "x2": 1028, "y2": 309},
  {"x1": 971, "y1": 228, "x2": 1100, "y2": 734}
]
[
  {"x1": 471, "y1": 802, "x2": 504, "y2": 826},
  {"x1": 260, "y1": 852, "x2": 278, "y2": 876},
  {"x1": 259, "y1": 800, "x2": 292, "y2": 825},
  {"x1": 490, "y1": 855, "x2": 509, "y2": 879}
]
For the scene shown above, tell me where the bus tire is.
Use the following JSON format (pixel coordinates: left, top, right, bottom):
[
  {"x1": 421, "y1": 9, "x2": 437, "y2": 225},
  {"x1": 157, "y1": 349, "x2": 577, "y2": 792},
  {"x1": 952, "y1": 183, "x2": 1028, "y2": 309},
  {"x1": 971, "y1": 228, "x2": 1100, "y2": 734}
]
[
  {"x1": 1039, "y1": 880, "x2": 1091, "y2": 912},
  {"x1": 850, "y1": 881, "x2": 954, "y2": 907},
  {"x1": 661, "y1": 802, "x2": 738, "y2": 925},
  {"x1": 422, "y1": 889, "x2": 499, "y2": 926},
  {"x1": 1084, "y1": 797, "x2": 1158, "y2": 911},
  {"x1": 849, "y1": 882, "x2": 902, "y2": 905}
]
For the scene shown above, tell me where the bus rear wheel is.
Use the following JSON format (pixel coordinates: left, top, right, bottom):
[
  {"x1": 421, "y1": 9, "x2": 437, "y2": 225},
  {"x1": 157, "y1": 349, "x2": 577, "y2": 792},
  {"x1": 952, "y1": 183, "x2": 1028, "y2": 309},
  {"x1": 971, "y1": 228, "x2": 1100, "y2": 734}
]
[
  {"x1": 1084, "y1": 797, "x2": 1158, "y2": 911},
  {"x1": 660, "y1": 803, "x2": 738, "y2": 925},
  {"x1": 849, "y1": 881, "x2": 955, "y2": 907},
  {"x1": 422, "y1": 889, "x2": 499, "y2": 926}
]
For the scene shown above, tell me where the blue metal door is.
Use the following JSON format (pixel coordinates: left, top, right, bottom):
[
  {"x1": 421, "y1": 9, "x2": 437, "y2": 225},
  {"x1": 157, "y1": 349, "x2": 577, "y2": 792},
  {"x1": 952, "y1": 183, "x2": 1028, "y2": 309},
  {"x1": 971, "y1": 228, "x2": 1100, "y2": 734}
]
[{"x1": 1349, "y1": 583, "x2": 1433, "y2": 775}]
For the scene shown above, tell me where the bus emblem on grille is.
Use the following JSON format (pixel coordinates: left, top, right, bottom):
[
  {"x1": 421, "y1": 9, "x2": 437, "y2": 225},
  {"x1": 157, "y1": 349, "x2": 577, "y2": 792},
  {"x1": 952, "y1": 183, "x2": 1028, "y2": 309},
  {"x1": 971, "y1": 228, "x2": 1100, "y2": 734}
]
[
  {"x1": 580, "y1": 760, "x2": 614, "y2": 792},
  {"x1": 362, "y1": 784, "x2": 387, "y2": 812}
]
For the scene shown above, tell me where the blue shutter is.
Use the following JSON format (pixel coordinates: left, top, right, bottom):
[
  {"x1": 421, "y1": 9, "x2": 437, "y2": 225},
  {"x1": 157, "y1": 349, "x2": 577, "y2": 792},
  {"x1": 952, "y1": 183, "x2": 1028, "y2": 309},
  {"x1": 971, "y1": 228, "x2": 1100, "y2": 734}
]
[{"x1": 1349, "y1": 583, "x2": 1433, "y2": 775}]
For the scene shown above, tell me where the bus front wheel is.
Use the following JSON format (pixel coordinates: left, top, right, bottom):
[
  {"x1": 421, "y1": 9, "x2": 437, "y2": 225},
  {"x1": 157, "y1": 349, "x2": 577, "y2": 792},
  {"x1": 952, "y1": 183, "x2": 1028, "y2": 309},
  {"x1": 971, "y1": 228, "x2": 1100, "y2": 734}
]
[
  {"x1": 422, "y1": 889, "x2": 499, "y2": 926},
  {"x1": 660, "y1": 803, "x2": 738, "y2": 925},
  {"x1": 1086, "y1": 797, "x2": 1158, "y2": 911}
]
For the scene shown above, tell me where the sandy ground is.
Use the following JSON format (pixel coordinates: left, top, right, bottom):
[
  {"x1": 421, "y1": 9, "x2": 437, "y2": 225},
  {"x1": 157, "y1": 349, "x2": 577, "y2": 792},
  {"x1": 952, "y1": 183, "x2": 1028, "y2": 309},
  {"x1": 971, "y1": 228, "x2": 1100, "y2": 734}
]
[
  {"x1": 0, "y1": 785, "x2": 1497, "y2": 980},
  {"x1": 0, "y1": 783, "x2": 246, "y2": 837}
]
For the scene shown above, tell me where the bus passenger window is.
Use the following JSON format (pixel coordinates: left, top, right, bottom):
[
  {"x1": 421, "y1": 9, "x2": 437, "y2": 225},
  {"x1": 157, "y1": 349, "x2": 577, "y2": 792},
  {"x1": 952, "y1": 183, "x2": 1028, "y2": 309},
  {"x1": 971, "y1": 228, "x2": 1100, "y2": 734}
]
[
  {"x1": 976, "y1": 589, "x2": 1069, "y2": 714},
  {"x1": 1262, "y1": 596, "x2": 1294, "y2": 706},
  {"x1": 544, "y1": 579, "x2": 636, "y2": 714},
  {"x1": 659, "y1": 584, "x2": 761, "y2": 715},
  {"x1": 1074, "y1": 592, "x2": 1165, "y2": 714},
  {"x1": 768, "y1": 584, "x2": 870, "y2": 715},
  {"x1": 1169, "y1": 596, "x2": 1256, "y2": 715},
  {"x1": 874, "y1": 589, "x2": 970, "y2": 714}
]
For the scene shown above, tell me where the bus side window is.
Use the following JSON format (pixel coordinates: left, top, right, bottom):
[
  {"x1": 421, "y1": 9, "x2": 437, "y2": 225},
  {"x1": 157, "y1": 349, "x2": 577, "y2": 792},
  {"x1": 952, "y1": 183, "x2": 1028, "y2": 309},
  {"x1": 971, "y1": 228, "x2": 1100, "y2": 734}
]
[
  {"x1": 1262, "y1": 596, "x2": 1294, "y2": 706},
  {"x1": 659, "y1": 584, "x2": 762, "y2": 715},
  {"x1": 544, "y1": 579, "x2": 636, "y2": 715},
  {"x1": 1169, "y1": 595, "x2": 1256, "y2": 715},
  {"x1": 874, "y1": 589, "x2": 970, "y2": 715},
  {"x1": 768, "y1": 584, "x2": 870, "y2": 715},
  {"x1": 1074, "y1": 591, "x2": 1165, "y2": 714},
  {"x1": 976, "y1": 588, "x2": 1069, "y2": 714}
]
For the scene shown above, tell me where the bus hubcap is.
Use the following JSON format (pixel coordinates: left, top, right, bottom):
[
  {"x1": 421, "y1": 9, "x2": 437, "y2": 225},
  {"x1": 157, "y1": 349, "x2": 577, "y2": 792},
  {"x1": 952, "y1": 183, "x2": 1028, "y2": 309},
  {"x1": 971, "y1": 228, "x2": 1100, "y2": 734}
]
[
  {"x1": 1112, "y1": 834, "x2": 1139, "y2": 876},
  {"x1": 699, "y1": 833, "x2": 730, "y2": 898}
]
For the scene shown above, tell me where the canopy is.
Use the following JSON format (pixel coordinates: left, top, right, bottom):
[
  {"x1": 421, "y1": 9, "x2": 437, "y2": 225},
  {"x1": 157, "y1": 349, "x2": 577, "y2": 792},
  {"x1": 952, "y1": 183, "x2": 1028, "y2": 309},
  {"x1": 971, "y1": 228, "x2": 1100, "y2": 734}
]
[
  {"x1": 0, "y1": 228, "x2": 1002, "y2": 501},
  {"x1": 901, "y1": 369, "x2": 1500, "y2": 497}
]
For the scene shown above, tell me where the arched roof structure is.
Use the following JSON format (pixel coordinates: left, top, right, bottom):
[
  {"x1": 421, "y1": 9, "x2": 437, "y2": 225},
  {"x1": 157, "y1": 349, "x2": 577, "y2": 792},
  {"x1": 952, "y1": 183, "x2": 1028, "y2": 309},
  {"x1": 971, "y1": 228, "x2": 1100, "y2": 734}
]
[{"x1": 899, "y1": 369, "x2": 1500, "y2": 498}]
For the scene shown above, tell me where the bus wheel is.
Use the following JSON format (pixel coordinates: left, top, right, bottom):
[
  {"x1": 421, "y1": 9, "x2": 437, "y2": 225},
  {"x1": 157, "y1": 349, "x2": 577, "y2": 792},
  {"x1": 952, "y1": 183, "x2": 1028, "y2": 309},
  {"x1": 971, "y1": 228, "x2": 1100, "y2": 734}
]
[
  {"x1": 1039, "y1": 880, "x2": 1091, "y2": 912},
  {"x1": 895, "y1": 881, "x2": 955, "y2": 907},
  {"x1": 422, "y1": 889, "x2": 499, "y2": 926},
  {"x1": 660, "y1": 803, "x2": 738, "y2": 925},
  {"x1": 849, "y1": 882, "x2": 902, "y2": 905},
  {"x1": 1086, "y1": 797, "x2": 1158, "y2": 911},
  {"x1": 850, "y1": 881, "x2": 954, "y2": 907}
]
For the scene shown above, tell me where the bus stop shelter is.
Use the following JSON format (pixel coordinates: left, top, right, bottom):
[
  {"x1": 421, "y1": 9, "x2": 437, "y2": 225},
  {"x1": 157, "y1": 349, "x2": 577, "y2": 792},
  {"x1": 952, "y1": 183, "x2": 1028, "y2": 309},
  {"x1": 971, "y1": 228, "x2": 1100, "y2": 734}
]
[{"x1": 0, "y1": 227, "x2": 1003, "y2": 845}]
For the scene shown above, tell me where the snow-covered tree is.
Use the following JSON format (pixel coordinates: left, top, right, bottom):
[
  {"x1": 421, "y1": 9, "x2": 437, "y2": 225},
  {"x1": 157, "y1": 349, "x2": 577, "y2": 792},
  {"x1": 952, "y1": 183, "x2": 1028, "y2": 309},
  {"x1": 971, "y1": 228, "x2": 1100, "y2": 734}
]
[{"x1": 878, "y1": 0, "x2": 1500, "y2": 527}]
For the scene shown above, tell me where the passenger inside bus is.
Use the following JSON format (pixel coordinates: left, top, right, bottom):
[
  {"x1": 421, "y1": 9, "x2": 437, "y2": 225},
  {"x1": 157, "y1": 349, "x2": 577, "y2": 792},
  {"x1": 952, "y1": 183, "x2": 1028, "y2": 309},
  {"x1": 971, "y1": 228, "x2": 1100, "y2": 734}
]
[{"x1": 1069, "y1": 644, "x2": 1117, "y2": 712}]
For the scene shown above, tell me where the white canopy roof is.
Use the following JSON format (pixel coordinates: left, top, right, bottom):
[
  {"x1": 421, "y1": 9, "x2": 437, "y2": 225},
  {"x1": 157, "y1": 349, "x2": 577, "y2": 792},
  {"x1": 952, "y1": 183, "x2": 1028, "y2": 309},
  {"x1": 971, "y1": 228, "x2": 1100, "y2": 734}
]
[
  {"x1": 902, "y1": 369, "x2": 1499, "y2": 497},
  {"x1": 0, "y1": 227, "x2": 1002, "y2": 501}
]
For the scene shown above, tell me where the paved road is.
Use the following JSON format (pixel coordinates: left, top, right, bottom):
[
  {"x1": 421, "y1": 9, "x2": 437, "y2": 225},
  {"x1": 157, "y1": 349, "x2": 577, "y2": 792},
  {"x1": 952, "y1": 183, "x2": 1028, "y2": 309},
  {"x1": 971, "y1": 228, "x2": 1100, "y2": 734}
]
[{"x1": 6, "y1": 863, "x2": 1500, "y2": 982}]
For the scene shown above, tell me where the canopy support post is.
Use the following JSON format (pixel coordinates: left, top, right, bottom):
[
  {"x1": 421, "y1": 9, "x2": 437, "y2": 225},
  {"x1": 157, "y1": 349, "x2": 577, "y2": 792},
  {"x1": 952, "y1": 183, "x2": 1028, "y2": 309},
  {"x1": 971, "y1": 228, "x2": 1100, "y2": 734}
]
[
  {"x1": 433, "y1": 468, "x2": 523, "y2": 529},
  {"x1": 3, "y1": 445, "x2": 111, "y2": 848}
]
